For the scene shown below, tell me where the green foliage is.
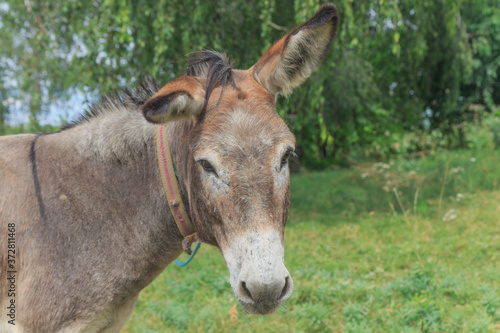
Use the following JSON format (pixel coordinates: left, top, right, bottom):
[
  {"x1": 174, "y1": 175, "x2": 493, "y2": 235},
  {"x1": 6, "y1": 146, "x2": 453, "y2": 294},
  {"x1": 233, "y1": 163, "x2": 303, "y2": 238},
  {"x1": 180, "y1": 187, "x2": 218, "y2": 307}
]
[
  {"x1": 0, "y1": 123, "x2": 59, "y2": 135},
  {"x1": 480, "y1": 284, "x2": 500, "y2": 320},
  {"x1": 460, "y1": 0, "x2": 500, "y2": 109},
  {"x1": 1, "y1": 1, "x2": 499, "y2": 168}
]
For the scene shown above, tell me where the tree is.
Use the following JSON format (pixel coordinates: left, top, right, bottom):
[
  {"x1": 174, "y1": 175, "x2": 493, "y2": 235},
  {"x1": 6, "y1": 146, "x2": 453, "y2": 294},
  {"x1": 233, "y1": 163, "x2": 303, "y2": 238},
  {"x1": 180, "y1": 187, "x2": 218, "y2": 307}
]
[
  {"x1": 460, "y1": 0, "x2": 500, "y2": 108},
  {"x1": 0, "y1": 0, "x2": 496, "y2": 167}
]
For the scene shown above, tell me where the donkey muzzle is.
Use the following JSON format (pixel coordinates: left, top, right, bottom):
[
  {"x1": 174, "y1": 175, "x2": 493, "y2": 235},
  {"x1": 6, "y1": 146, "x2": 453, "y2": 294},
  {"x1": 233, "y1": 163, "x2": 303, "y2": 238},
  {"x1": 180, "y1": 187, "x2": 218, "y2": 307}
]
[{"x1": 222, "y1": 229, "x2": 293, "y2": 314}]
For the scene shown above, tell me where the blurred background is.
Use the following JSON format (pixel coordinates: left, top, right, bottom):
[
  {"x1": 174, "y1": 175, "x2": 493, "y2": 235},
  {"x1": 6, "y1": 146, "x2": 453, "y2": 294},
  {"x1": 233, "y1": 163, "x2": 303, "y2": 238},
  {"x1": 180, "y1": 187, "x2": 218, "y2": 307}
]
[
  {"x1": 1, "y1": 1, "x2": 500, "y2": 332},
  {"x1": 1, "y1": 0, "x2": 499, "y2": 169}
]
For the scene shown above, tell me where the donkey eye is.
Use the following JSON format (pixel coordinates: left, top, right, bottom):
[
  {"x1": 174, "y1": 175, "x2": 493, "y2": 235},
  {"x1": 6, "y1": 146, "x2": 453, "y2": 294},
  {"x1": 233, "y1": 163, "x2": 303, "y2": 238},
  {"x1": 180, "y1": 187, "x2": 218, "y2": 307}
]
[
  {"x1": 280, "y1": 150, "x2": 297, "y2": 170},
  {"x1": 199, "y1": 160, "x2": 216, "y2": 174},
  {"x1": 281, "y1": 151, "x2": 291, "y2": 168}
]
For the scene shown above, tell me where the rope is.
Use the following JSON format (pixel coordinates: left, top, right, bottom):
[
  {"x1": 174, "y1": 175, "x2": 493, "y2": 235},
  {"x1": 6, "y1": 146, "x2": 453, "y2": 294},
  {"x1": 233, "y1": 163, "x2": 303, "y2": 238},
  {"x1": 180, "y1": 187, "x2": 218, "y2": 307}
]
[{"x1": 175, "y1": 242, "x2": 202, "y2": 267}]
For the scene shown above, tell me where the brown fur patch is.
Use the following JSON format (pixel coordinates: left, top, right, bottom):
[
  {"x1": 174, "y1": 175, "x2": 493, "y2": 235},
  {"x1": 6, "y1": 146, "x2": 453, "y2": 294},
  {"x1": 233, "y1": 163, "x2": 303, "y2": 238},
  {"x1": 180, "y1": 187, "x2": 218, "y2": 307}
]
[
  {"x1": 237, "y1": 91, "x2": 247, "y2": 100},
  {"x1": 142, "y1": 76, "x2": 205, "y2": 124}
]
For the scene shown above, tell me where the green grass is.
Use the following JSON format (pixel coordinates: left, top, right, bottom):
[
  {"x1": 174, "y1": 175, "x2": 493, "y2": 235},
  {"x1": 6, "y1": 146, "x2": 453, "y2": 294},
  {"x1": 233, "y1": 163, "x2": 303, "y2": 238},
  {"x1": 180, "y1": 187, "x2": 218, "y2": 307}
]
[{"x1": 124, "y1": 149, "x2": 500, "y2": 332}]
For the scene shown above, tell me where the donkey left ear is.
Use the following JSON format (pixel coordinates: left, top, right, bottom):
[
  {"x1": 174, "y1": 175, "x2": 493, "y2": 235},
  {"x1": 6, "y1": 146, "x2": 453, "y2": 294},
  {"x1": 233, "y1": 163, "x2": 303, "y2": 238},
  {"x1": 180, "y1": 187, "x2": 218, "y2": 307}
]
[
  {"x1": 252, "y1": 3, "x2": 338, "y2": 97},
  {"x1": 141, "y1": 76, "x2": 205, "y2": 124}
]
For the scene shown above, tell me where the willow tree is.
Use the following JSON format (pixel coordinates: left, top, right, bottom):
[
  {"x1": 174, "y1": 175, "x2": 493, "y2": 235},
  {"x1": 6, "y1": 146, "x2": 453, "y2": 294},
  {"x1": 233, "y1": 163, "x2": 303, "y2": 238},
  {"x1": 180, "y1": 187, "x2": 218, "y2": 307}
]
[{"x1": 0, "y1": 0, "x2": 495, "y2": 166}]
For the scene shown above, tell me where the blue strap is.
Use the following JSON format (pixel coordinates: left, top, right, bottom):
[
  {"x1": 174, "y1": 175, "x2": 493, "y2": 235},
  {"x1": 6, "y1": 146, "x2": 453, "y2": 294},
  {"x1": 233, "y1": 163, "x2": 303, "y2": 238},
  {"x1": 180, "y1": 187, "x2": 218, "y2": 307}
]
[
  {"x1": 175, "y1": 242, "x2": 201, "y2": 267},
  {"x1": 171, "y1": 161, "x2": 200, "y2": 267},
  {"x1": 173, "y1": 162, "x2": 179, "y2": 182}
]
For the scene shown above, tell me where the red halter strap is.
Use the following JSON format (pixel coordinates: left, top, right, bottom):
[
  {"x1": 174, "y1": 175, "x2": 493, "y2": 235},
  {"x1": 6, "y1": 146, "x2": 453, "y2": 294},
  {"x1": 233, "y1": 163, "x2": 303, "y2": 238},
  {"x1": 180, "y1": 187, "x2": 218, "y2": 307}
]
[{"x1": 155, "y1": 125, "x2": 196, "y2": 240}]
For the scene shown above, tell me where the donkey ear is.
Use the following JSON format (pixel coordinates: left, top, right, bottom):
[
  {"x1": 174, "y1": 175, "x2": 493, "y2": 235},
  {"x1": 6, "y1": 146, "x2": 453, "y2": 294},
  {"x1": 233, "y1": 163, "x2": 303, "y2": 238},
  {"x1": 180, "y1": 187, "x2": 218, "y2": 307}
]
[
  {"x1": 252, "y1": 3, "x2": 338, "y2": 97},
  {"x1": 141, "y1": 76, "x2": 205, "y2": 124}
]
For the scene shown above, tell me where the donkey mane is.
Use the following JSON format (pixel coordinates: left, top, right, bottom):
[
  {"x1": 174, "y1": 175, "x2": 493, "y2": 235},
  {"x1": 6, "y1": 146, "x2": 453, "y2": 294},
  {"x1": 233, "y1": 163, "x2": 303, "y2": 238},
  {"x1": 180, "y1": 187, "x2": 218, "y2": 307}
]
[
  {"x1": 60, "y1": 78, "x2": 159, "y2": 131},
  {"x1": 61, "y1": 51, "x2": 234, "y2": 131},
  {"x1": 187, "y1": 50, "x2": 234, "y2": 105}
]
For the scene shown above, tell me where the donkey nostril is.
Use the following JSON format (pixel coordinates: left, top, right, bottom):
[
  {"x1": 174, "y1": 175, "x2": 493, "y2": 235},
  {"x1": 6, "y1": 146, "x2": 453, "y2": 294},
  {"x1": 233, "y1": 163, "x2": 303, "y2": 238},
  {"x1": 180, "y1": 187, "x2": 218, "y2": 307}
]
[
  {"x1": 241, "y1": 281, "x2": 254, "y2": 302},
  {"x1": 279, "y1": 276, "x2": 290, "y2": 301}
]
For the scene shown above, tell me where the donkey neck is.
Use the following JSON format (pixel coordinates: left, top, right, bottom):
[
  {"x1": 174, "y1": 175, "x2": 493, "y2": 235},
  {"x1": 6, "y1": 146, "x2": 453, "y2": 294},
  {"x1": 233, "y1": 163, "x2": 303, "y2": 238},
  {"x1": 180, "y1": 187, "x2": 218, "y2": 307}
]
[
  {"x1": 74, "y1": 108, "x2": 157, "y2": 163},
  {"x1": 69, "y1": 107, "x2": 193, "y2": 238},
  {"x1": 71, "y1": 107, "x2": 192, "y2": 190},
  {"x1": 35, "y1": 109, "x2": 194, "y2": 288}
]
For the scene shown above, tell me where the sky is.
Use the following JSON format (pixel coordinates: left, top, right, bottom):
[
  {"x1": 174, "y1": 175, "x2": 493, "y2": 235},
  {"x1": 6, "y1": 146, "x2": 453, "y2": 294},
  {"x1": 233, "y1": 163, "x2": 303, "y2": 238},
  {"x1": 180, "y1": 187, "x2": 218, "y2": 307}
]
[{"x1": 6, "y1": 91, "x2": 91, "y2": 126}]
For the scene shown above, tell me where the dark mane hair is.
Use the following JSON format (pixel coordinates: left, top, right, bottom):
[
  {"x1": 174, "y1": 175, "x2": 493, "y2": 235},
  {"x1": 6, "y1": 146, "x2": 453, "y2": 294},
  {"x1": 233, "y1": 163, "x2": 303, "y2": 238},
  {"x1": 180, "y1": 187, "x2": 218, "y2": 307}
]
[
  {"x1": 61, "y1": 50, "x2": 234, "y2": 130},
  {"x1": 61, "y1": 77, "x2": 159, "y2": 131},
  {"x1": 187, "y1": 50, "x2": 234, "y2": 108}
]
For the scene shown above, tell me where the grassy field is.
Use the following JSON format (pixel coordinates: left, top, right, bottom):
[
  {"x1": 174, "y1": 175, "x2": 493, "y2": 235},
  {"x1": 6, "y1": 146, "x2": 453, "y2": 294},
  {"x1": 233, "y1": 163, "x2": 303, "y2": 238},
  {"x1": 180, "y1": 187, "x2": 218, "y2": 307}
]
[{"x1": 124, "y1": 149, "x2": 500, "y2": 333}]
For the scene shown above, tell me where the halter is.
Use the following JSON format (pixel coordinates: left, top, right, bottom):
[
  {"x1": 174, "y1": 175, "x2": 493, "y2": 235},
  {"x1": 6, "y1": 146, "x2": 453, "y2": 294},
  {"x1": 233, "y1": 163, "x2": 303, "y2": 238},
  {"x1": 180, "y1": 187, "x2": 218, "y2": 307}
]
[{"x1": 155, "y1": 124, "x2": 201, "y2": 266}]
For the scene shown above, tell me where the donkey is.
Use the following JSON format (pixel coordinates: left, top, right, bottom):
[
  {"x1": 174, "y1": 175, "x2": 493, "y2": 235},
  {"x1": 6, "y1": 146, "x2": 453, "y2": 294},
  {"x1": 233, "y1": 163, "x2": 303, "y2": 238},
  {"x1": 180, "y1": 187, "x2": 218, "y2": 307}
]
[{"x1": 0, "y1": 4, "x2": 338, "y2": 332}]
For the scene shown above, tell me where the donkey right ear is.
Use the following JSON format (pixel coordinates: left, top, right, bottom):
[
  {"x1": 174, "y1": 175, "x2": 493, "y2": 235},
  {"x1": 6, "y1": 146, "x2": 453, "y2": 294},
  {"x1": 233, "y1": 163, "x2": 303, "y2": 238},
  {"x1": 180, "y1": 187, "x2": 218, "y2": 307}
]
[
  {"x1": 252, "y1": 3, "x2": 338, "y2": 97},
  {"x1": 141, "y1": 76, "x2": 205, "y2": 124}
]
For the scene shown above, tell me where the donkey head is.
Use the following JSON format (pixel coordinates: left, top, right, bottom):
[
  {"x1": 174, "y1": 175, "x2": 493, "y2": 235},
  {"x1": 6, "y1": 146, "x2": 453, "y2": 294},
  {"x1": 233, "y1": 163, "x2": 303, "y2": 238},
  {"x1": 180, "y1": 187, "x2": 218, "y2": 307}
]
[{"x1": 141, "y1": 4, "x2": 338, "y2": 314}]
